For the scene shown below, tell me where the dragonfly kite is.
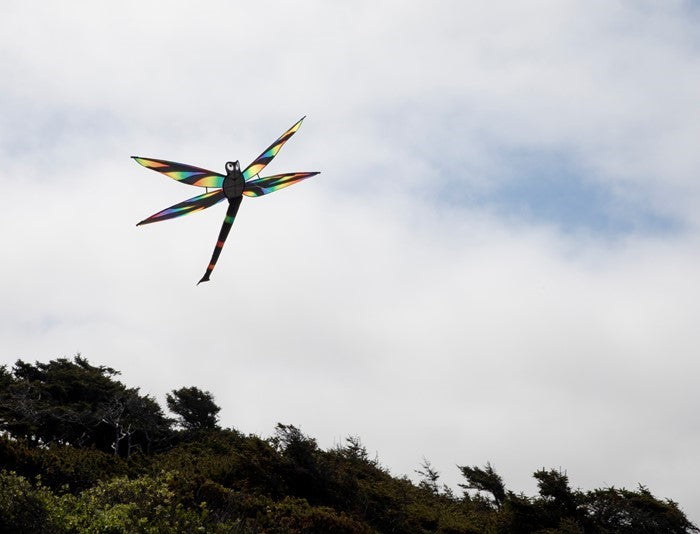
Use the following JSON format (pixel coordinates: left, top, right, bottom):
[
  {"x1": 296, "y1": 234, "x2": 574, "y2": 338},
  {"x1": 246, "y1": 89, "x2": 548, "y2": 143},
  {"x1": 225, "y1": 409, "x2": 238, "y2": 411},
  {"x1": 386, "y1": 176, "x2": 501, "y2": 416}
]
[{"x1": 133, "y1": 117, "x2": 319, "y2": 285}]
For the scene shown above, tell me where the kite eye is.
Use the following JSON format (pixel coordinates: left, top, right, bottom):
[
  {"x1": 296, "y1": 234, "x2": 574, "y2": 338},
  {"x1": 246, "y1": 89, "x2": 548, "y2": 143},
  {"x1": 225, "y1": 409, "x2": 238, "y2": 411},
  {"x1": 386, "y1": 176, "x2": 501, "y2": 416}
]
[{"x1": 226, "y1": 162, "x2": 234, "y2": 171}]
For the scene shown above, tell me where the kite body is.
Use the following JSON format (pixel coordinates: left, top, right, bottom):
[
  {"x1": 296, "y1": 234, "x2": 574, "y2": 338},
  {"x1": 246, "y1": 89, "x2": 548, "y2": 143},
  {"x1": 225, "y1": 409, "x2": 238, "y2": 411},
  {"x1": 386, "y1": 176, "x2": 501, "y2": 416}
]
[
  {"x1": 222, "y1": 161, "x2": 245, "y2": 199},
  {"x1": 133, "y1": 117, "x2": 319, "y2": 284}
]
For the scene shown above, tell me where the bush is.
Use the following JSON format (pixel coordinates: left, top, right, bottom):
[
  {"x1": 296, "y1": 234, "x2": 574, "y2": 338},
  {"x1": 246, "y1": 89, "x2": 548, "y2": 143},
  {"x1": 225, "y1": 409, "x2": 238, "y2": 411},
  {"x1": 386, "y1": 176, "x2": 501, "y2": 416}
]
[{"x1": 0, "y1": 470, "x2": 54, "y2": 533}]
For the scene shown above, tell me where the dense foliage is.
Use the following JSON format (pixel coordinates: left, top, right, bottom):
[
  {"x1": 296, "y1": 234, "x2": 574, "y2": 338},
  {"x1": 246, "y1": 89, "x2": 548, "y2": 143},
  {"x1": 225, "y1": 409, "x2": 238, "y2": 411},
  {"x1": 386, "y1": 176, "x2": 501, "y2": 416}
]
[{"x1": 0, "y1": 356, "x2": 696, "y2": 533}]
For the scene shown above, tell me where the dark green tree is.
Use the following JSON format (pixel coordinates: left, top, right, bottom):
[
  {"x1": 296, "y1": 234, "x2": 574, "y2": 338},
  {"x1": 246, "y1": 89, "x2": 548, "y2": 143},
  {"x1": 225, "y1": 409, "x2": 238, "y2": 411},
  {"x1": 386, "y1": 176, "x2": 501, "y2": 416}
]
[
  {"x1": 458, "y1": 461, "x2": 506, "y2": 508},
  {"x1": 0, "y1": 356, "x2": 124, "y2": 446},
  {"x1": 584, "y1": 485, "x2": 699, "y2": 533},
  {"x1": 273, "y1": 423, "x2": 330, "y2": 504},
  {"x1": 0, "y1": 356, "x2": 172, "y2": 457},
  {"x1": 533, "y1": 468, "x2": 578, "y2": 517},
  {"x1": 1, "y1": 356, "x2": 698, "y2": 533},
  {"x1": 166, "y1": 386, "x2": 220, "y2": 431},
  {"x1": 341, "y1": 435, "x2": 370, "y2": 462},
  {"x1": 99, "y1": 388, "x2": 172, "y2": 457},
  {"x1": 415, "y1": 457, "x2": 440, "y2": 495}
]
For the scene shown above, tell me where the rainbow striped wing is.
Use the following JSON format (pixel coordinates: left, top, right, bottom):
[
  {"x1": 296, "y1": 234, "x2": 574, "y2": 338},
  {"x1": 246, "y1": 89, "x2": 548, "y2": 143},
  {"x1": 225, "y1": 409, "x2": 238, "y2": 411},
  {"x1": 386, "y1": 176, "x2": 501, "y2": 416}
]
[
  {"x1": 132, "y1": 157, "x2": 225, "y2": 188},
  {"x1": 243, "y1": 172, "x2": 320, "y2": 197},
  {"x1": 137, "y1": 190, "x2": 226, "y2": 226},
  {"x1": 242, "y1": 117, "x2": 306, "y2": 180}
]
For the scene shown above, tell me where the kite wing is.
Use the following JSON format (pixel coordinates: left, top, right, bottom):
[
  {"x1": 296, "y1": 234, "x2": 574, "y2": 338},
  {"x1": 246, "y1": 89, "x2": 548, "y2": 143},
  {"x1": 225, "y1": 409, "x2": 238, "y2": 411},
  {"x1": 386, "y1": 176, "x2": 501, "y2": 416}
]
[
  {"x1": 132, "y1": 157, "x2": 225, "y2": 188},
  {"x1": 137, "y1": 190, "x2": 226, "y2": 226},
  {"x1": 243, "y1": 172, "x2": 320, "y2": 197},
  {"x1": 198, "y1": 196, "x2": 243, "y2": 285},
  {"x1": 242, "y1": 117, "x2": 306, "y2": 180}
]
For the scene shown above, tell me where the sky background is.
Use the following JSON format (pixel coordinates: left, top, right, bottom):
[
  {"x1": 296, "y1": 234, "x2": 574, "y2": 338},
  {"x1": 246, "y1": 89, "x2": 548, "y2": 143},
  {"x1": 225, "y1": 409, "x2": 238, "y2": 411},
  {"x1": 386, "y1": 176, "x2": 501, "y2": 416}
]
[{"x1": 1, "y1": 0, "x2": 699, "y2": 522}]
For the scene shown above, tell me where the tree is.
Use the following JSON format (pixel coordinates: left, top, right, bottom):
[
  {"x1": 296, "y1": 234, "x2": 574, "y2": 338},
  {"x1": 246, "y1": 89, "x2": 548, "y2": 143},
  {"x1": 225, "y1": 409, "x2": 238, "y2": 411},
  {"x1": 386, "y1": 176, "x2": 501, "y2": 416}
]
[
  {"x1": 0, "y1": 356, "x2": 124, "y2": 446},
  {"x1": 458, "y1": 461, "x2": 506, "y2": 508},
  {"x1": 584, "y1": 485, "x2": 699, "y2": 533},
  {"x1": 415, "y1": 457, "x2": 440, "y2": 495},
  {"x1": 166, "y1": 386, "x2": 220, "y2": 431},
  {"x1": 342, "y1": 435, "x2": 369, "y2": 462},
  {"x1": 98, "y1": 388, "x2": 172, "y2": 457},
  {"x1": 533, "y1": 468, "x2": 577, "y2": 516},
  {"x1": 273, "y1": 424, "x2": 329, "y2": 504},
  {"x1": 0, "y1": 356, "x2": 172, "y2": 457}
]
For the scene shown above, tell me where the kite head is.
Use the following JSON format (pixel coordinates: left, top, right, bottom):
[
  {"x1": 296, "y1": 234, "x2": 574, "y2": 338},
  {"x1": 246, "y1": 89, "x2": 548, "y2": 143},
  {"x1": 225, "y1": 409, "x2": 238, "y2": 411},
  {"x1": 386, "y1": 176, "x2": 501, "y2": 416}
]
[{"x1": 225, "y1": 161, "x2": 240, "y2": 175}]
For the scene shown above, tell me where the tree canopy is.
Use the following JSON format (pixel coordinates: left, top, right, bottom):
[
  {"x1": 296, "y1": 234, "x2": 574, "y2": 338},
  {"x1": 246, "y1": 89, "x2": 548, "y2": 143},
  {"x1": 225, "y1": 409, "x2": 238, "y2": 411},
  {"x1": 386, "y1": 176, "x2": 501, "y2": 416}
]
[
  {"x1": 166, "y1": 386, "x2": 220, "y2": 431},
  {"x1": 0, "y1": 356, "x2": 171, "y2": 458},
  {"x1": 0, "y1": 355, "x2": 696, "y2": 533}
]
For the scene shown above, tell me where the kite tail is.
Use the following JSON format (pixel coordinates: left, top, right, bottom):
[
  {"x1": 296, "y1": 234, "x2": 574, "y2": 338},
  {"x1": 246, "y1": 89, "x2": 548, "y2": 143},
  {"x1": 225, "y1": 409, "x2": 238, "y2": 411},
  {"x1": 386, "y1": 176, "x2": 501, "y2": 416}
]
[{"x1": 197, "y1": 196, "x2": 243, "y2": 285}]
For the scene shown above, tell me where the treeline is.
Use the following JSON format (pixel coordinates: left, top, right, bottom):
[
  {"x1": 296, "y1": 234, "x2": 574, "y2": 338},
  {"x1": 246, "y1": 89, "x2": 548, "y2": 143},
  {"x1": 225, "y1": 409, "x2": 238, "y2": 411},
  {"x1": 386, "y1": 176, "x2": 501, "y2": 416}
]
[{"x1": 0, "y1": 356, "x2": 696, "y2": 533}]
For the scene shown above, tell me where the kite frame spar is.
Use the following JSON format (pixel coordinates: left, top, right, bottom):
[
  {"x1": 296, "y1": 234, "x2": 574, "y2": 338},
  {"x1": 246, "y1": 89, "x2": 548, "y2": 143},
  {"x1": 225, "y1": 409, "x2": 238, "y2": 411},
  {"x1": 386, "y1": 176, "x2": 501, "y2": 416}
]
[{"x1": 133, "y1": 117, "x2": 319, "y2": 284}]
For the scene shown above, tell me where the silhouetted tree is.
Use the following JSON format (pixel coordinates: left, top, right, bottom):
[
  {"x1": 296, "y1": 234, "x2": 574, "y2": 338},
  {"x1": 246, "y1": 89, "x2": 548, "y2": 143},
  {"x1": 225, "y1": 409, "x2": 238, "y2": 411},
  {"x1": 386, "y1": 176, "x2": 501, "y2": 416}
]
[
  {"x1": 166, "y1": 386, "x2": 220, "y2": 431},
  {"x1": 0, "y1": 356, "x2": 124, "y2": 446},
  {"x1": 342, "y1": 435, "x2": 370, "y2": 462},
  {"x1": 273, "y1": 423, "x2": 329, "y2": 504},
  {"x1": 458, "y1": 461, "x2": 506, "y2": 508},
  {"x1": 534, "y1": 468, "x2": 578, "y2": 517},
  {"x1": 415, "y1": 457, "x2": 440, "y2": 495},
  {"x1": 99, "y1": 389, "x2": 172, "y2": 457},
  {"x1": 584, "y1": 484, "x2": 698, "y2": 533},
  {"x1": 1, "y1": 355, "x2": 697, "y2": 533},
  {"x1": 0, "y1": 356, "x2": 171, "y2": 457}
]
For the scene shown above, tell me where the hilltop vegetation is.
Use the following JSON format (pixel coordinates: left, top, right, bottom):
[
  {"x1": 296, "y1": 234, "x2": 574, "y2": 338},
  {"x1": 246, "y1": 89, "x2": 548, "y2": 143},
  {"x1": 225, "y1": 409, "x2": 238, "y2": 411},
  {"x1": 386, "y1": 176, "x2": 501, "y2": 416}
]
[{"x1": 0, "y1": 356, "x2": 696, "y2": 533}]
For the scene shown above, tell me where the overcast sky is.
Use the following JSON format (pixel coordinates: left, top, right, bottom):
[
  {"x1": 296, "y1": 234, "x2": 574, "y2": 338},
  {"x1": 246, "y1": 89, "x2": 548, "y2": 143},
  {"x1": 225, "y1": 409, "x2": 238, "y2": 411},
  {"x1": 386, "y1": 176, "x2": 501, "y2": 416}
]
[{"x1": 1, "y1": 0, "x2": 699, "y2": 521}]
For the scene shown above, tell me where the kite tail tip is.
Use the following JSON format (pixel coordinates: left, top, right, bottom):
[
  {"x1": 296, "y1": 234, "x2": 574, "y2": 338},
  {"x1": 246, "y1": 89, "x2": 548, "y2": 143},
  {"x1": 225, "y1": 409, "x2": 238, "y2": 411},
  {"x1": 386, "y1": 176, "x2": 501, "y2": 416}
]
[{"x1": 197, "y1": 275, "x2": 210, "y2": 286}]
